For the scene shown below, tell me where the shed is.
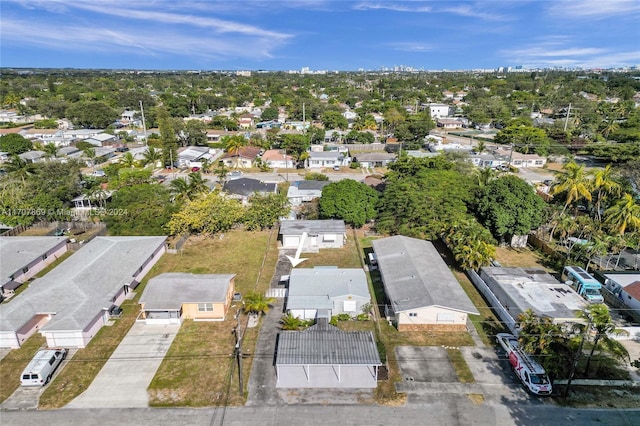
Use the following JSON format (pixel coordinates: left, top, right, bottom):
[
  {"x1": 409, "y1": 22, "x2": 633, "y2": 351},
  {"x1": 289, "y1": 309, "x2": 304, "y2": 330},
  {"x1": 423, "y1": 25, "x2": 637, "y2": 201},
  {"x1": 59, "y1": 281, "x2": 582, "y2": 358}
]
[
  {"x1": 276, "y1": 320, "x2": 381, "y2": 388},
  {"x1": 280, "y1": 220, "x2": 346, "y2": 251}
]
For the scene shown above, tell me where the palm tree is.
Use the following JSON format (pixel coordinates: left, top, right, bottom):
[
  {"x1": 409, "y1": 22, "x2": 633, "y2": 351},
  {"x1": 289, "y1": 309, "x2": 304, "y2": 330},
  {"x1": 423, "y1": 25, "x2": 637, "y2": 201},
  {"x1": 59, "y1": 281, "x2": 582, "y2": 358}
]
[
  {"x1": 1, "y1": 154, "x2": 34, "y2": 183},
  {"x1": 551, "y1": 161, "x2": 593, "y2": 216},
  {"x1": 243, "y1": 292, "x2": 275, "y2": 316},
  {"x1": 476, "y1": 140, "x2": 486, "y2": 154},
  {"x1": 142, "y1": 146, "x2": 161, "y2": 168},
  {"x1": 576, "y1": 304, "x2": 629, "y2": 376},
  {"x1": 119, "y1": 151, "x2": 136, "y2": 168},
  {"x1": 475, "y1": 166, "x2": 495, "y2": 187},
  {"x1": 43, "y1": 143, "x2": 58, "y2": 159},
  {"x1": 454, "y1": 239, "x2": 495, "y2": 271},
  {"x1": 83, "y1": 147, "x2": 96, "y2": 167},
  {"x1": 169, "y1": 177, "x2": 191, "y2": 202},
  {"x1": 225, "y1": 135, "x2": 247, "y2": 169},
  {"x1": 281, "y1": 312, "x2": 303, "y2": 330},
  {"x1": 187, "y1": 172, "x2": 209, "y2": 197},
  {"x1": 604, "y1": 193, "x2": 640, "y2": 236},
  {"x1": 592, "y1": 165, "x2": 621, "y2": 223},
  {"x1": 214, "y1": 163, "x2": 229, "y2": 188}
]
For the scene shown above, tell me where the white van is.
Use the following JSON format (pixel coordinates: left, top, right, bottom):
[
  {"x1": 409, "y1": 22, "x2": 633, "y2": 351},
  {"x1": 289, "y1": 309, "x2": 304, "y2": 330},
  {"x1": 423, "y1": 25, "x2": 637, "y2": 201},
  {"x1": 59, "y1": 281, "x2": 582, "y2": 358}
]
[{"x1": 20, "y1": 348, "x2": 68, "y2": 386}]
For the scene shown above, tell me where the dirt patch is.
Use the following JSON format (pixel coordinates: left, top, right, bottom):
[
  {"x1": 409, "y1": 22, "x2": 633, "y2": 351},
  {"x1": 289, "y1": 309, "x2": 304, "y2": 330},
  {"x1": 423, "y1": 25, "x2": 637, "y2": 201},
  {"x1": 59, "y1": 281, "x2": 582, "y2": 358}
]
[
  {"x1": 493, "y1": 246, "x2": 553, "y2": 271},
  {"x1": 554, "y1": 386, "x2": 640, "y2": 408}
]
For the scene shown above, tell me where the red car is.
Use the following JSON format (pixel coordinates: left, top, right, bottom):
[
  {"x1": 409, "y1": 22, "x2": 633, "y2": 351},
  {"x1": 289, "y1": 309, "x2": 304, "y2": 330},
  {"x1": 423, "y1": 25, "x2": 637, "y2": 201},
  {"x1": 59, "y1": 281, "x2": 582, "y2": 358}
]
[{"x1": 191, "y1": 166, "x2": 201, "y2": 172}]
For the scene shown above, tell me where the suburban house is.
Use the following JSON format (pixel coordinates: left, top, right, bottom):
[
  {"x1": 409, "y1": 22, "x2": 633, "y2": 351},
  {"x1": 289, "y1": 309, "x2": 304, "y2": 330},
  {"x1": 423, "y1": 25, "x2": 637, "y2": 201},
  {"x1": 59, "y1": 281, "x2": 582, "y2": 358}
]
[
  {"x1": 71, "y1": 190, "x2": 113, "y2": 213},
  {"x1": 0, "y1": 236, "x2": 166, "y2": 349},
  {"x1": 84, "y1": 133, "x2": 117, "y2": 147},
  {"x1": 305, "y1": 151, "x2": 348, "y2": 169},
  {"x1": 0, "y1": 236, "x2": 69, "y2": 298},
  {"x1": 600, "y1": 272, "x2": 640, "y2": 321},
  {"x1": 18, "y1": 150, "x2": 45, "y2": 163},
  {"x1": 238, "y1": 114, "x2": 254, "y2": 129},
  {"x1": 275, "y1": 319, "x2": 381, "y2": 388},
  {"x1": 139, "y1": 273, "x2": 236, "y2": 324},
  {"x1": 425, "y1": 103, "x2": 451, "y2": 119},
  {"x1": 120, "y1": 110, "x2": 138, "y2": 126},
  {"x1": 261, "y1": 149, "x2": 295, "y2": 168},
  {"x1": 477, "y1": 267, "x2": 587, "y2": 333},
  {"x1": 223, "y1": 178, "x2": 277, "y2": 204},
  {"x1": 286, "y1": 267, "x2": 370, "y2": 320},
  {"x1": 436, "y1": 118, "x2": 464, "y2": 129},
  {"x1": 220, "y1": 146, "x2": 261, "y2": 168},
  {"x1": 177, "y1": 146, "x2": 211, "y2": 167},
  {"x1": 469, "y1": 153, "x2": 508, "y2": 169},
  {"x1": 280, "y1": 220, "x2": 346, "y2": 251},
  {"x1": 495, "y1": 148, "x2": 547, "y2": 168},
  {"x1": 372, "y1": 236, "x2": 479, "y2": 331},
  {"x1": 351, "y1": 152, "x2": 395, "y2": 168},
  {"x1": 287, "y1": 180, "x2": 330, "y2": 206}
]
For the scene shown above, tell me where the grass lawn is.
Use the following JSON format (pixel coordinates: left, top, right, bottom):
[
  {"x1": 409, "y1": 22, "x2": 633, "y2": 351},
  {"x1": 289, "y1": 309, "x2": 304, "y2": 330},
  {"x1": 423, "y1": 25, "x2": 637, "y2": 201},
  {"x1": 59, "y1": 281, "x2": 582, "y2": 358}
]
[
  {"x1": 0, "y1": 334, "x2": 46, "y2": 403},
  {"x1": 148, "y1": 229, "x2": 277, "y2": 406},
  {"x1": 493, "y1": 246, "x2": 553, "y2": 271},
  {"x1": 297, "y1": 228, "x2": 363, "y2": 269},
  {"x1": 447, "y1": 348, "x2": 475, "y2": 383}
]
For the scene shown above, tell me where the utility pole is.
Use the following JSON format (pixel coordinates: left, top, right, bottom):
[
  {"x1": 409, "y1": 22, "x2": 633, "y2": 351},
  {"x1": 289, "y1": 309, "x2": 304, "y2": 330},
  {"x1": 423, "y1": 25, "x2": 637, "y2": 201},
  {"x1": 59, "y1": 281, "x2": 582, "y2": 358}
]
[
  {"x1": 234, "y1": 310, "x2": 244, "y2": 396},
  {"x1": 139, "y1": 100, "x2": 148, "y2": 146},
  {"x1": 564, "y1": 103, "x2": 572, "y2": 132}
]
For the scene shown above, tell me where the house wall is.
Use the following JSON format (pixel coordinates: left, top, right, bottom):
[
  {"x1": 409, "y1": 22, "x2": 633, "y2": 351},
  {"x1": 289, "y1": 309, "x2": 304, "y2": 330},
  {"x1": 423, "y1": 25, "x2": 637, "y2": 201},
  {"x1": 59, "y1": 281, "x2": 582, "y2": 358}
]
[
  {"x1": 182, "y1": 302, "x2": 227, "y2": 321},
  {"x1": 133, "y1": 244, "x2": 166, "y2": 283},
  {"x1": 396, "y1": 306, "x2": 468, "y2": 332},
  {"x1": 282, "y1": 233, "x2": 345, "y2": 251},
  {"x1": 77, "y1": 310, "x2": 109, "y2": 348},
  {"x1": 0, "y1": 331, "x2": 20, "y2": 348},
  {"x1": 10, "y1": 241, "x2": 68, "y2": 284},
  {"x1": 276, "y1": 364, "x2": 377, "y2": 388},
  {"x1": 16, "y1": 314, "x2": 51, "y2": 346},
  {"x1": 42, "y1": 330, "x2": 85, "y2": 348},
  {"x1": 290, "y1": 309, "x2": 318, "y2": 320},
  {"x1": 331, "y1": 295, "x2": 370, "y2": 317}
]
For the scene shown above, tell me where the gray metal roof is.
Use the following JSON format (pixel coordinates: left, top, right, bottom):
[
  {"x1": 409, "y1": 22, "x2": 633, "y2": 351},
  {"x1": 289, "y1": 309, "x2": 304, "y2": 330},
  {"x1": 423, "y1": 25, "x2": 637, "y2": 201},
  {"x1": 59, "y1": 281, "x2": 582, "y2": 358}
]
[
  {"x1": 287, "y1": 268, "x2": 370, "y2": 310},
  {"x1": 1, "y1": 236, "x2": 68, "y2": 283},
  {"x1": 0, "y1": 236, "x2": 166, "y2": 333},
  {"x1": 223, "y1": 178, "x2": 277, "y2": 197},
  {"x1": 353, "y1": 152, "x2": 395, "y2": 161},
  {"x1": 140, "y1": 273, "x2": 235, "y2": 310},
  {"x1": 296, "y1": 180, "x2": 331, "y2": 191},
  {"x1": 279, "y1": 220, "x2": 346, "y2": 235},
  {"x1": 372, "y1": 236, "x2": 479, "y2": 315},
  {"x1": 480, "y1": 267, "x2": 586, "y2": 319},
  {"x1": 276, "y1": 327, "x2": 381, "y2": 365}
]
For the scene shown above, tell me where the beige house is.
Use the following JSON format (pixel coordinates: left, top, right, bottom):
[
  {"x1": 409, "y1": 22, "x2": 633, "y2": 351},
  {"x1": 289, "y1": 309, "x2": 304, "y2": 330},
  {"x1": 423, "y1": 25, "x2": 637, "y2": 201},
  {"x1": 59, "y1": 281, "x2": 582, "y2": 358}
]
[
  {"x1": 139, "y1": 273, "x2": 236, "y2": 324},
  {"x1": 372, "y1": 236, "x2": 479, "y2": 331}
]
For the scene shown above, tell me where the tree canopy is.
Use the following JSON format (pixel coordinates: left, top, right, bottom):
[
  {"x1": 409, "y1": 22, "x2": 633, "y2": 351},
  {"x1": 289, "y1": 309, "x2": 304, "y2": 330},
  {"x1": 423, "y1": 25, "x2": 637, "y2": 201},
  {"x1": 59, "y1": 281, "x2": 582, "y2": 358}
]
[
  {"x1": 0, "y1": 134, "x2": 33, "y2": 155},
  {"x1": 319, "y1": 179, "x2": 378, "y2": 227}
]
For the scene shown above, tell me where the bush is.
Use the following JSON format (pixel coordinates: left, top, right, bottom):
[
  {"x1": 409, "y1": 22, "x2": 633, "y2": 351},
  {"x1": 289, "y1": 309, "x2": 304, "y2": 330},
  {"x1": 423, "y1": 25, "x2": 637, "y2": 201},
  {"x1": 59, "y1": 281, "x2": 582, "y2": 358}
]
[
  {"x1": 350, "y1": 161, "x2": 360, "y2": 169},
  {"x1": 356, "y1": 313, "x2": 370, "y2": 321},
  {"x1": 336, "y1": 313, "x2": 352, "y2": 321},
  {"x1": 305, "y1": 172, "x2": 329, "y2": 181},
  {"x1": 329, "y1": 316, "x2": 338, "y2": 326}
]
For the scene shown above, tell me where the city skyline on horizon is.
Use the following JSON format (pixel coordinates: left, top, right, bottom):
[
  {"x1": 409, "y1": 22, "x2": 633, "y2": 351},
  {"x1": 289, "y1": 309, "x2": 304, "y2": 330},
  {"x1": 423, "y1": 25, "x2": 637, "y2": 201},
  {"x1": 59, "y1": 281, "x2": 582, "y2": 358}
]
[{"x1": 1, "y1": 1, "x2": 639, "y2": 71}]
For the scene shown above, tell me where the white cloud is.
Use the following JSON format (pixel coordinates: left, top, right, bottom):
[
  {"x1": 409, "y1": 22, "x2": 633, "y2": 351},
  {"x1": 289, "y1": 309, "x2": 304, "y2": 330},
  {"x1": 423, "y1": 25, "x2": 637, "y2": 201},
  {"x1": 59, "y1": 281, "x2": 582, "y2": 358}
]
[
  {"x1": 353, "y1": 2, "x2": 431, "y2": 13},
  {"x1": 439, "y1": 5, "x2": 509, "y2": 21},
  {"x1": 547, "y1": 0, "x2": 640, "y2": 18},
  {"x1": 387, "y1": 42, "x2": 434, "y2": 52}
]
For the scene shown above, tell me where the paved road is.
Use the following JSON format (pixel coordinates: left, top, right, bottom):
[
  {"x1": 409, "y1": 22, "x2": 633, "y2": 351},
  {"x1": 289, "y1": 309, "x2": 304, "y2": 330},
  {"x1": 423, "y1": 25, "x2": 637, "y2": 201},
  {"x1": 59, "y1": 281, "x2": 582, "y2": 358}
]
[{"x1": 2, "y1": 402, "x2": 640, "y2": 426}]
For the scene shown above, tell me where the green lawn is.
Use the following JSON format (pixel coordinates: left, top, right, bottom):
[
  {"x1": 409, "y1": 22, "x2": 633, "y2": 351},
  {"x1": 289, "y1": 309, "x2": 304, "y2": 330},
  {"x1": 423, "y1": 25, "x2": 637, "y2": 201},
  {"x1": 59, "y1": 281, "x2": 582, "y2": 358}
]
[
  {"x1": 0, "y1": 334, "x2": 46, "y2": 403},
  {"x1": 148, "y1": 229, "x2": 277, "y2": 406}
]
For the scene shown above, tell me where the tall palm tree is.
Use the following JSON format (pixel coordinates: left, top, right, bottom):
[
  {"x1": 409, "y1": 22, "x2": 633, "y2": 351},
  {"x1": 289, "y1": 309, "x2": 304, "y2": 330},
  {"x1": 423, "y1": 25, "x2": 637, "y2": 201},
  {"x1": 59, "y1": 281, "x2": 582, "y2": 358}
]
[
  {"x1": 592, "y1": 165, "x2": 621, "y2": 223},
  {"x1": 551, "y1": 161, "x2": 593, "y2": 216},
  {"x1": 119, "y1": 151, "x2": 136, "y2": 168},
  {"x1": 187, "y1": 172, "x2": 209, "y2": 197},
  {"x1": 83, "y1": 147, "x2": 96, "y2": 167},
  {"x1": 1, "y1": 154, "x2": 34, "y2": 183},
  {"x1": 475, "y1": 166, "x2": 495, "y2": 188},
  {"x1": 43, "y1": 143, "x2": 58, "y2": 159},
  {"x1": 454, "y1": 239, "x2": 495, "y2": 271},
  {"x1": 576, "y1": 304, "x2": 629, "y2": 376},
  {"x1": 214, "y1": 163, "x2": 229, "y2": 188},
  {"x1": 225, "y1": 135, "x2": 247, "y2": 169},
  {"x1": 169, "y1": 177, "x2": 191, "y2": 203},
  {"x1": 142, "y1": 146, "x2": 161, "y2": 168},
  {"x1": 604, "y1": 193, "x2": 640, "y2": 236}
]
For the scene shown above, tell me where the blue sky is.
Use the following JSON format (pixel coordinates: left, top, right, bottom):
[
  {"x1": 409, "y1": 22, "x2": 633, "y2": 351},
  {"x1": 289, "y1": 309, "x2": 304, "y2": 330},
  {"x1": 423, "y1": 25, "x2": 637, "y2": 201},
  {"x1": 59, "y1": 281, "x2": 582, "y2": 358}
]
[{"x1": 1, "y1": 0, "x2": 639, "y2": 71}]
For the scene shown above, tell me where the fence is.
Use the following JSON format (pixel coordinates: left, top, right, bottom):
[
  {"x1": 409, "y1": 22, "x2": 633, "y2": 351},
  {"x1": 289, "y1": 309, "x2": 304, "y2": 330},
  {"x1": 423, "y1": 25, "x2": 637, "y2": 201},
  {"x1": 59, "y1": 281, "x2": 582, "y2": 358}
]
[
  {"x1": 266, "y1": 288, "x2": 287, "y2": 299},
  {"x1": 467, "y1": 269, "x2": 518, "y2": 334},
  {"x1": 0, "y1": 224, "x2": 29, "y2": 237},
  {"x1": 166, "y1": 234, "x2": 189, "y2": 254}
]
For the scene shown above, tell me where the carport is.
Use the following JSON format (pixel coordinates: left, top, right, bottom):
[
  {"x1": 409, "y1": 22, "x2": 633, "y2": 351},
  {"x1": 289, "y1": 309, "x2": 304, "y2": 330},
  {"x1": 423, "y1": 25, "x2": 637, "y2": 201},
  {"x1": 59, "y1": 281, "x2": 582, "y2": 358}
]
[{"x1": 276, "y1": 320, "x2": 381, "y2": 388}]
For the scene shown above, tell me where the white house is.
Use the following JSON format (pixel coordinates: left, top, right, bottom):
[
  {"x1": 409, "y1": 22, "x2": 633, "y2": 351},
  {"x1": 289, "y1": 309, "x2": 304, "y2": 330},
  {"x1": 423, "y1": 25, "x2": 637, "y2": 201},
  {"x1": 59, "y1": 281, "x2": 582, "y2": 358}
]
[
  {"x1": 0, "y1": 236, "x2": 166, "y2": 349},
  {"x1": 261, "y1": 149, "x2": 295, "y2": 168},
  {"x1": 426, "y1": 103, "x2": 451, "y2": 119},
  {"x1": 280, "y1": 220, "x2": 346, "y2": 251},
  {"x1": 372, "y1": 236, "x2": 479, "y2": 331},
  {"x1": 305, "y1": 151, "x2": 348, "y2": 169},
  {"x1": 286, "y1": 181, "x2": 330, "y2": 206}
]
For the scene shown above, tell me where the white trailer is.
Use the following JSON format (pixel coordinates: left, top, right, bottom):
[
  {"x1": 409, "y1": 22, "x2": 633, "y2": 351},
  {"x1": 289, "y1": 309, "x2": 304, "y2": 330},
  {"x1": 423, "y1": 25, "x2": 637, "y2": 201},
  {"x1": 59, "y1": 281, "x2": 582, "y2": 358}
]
[{"x1": 496, "y1": 333, "x2": 552, "y2": 395}]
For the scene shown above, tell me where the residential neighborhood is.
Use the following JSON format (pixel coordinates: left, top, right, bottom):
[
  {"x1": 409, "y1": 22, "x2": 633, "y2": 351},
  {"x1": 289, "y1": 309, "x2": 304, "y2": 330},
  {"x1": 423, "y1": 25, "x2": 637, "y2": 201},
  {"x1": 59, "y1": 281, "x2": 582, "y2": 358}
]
[{"x1": 1, "y1": 67, "x2": 639, "y2": 422}]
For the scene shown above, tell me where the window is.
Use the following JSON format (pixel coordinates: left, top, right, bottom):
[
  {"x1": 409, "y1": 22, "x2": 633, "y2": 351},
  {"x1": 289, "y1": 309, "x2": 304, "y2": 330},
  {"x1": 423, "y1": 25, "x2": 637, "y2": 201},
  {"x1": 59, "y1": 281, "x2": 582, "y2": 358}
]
[
  {"x1": 323, "y1": 234, "x2": 336, "y2": 242},
  {"x1": 436, "y1": 312, "x2": 455, "y2": 323},
  {"x1": 408, "y1": 312, "x2": 418, "y2": 317},
  {"x1": 343, "y1": 300, "x2": 356, "y2": 312},
  {"x1": 198, "y1": 303, "x2": 214, "y2": 312},
  {"x1": 535, "y1": 160, "x2": 543, "y2": 165}
]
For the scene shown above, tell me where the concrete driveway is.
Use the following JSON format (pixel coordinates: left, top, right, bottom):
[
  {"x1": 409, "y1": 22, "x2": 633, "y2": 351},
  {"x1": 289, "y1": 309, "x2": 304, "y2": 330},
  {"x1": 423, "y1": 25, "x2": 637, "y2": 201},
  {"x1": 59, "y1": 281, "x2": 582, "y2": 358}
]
[{"x1": 65, "y1": 322, "x2": 179, "y2": 408}]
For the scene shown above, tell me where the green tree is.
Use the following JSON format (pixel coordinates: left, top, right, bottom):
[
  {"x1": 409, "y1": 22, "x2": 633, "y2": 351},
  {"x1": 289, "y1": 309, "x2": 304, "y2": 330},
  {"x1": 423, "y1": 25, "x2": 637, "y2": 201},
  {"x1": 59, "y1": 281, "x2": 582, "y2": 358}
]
[
  {"x1": 475, "y1": 175, "x2": 547, "y2": 243},
  {"x1": 576, "y1": 304, "x2": 629, "y2": 376},
  {"x1": 0, "y1": 134, "x2": 33, "y2": 155},
  {"x1": 453, "y1": 239, "x2": 496, "y2": 271},
  {"x1": 280, "y1": 312, "x2": 303, "y2": 330},
  {"x1": 604, "y1": 193, "x2": 640, "y2": 235},
  {"x1": 157, "y1": 106, "x2": 178, "y2": 167},
  {"x1": 495, "y1": 125, "x2": 550, "y2": 155},
  {"x1": 321, "y1": 110, "x2": 348, "y2": 130},
  {"x1": 244, "y1": 192, "x2": 290, "y2": 231},
  {"x1": 102, "y1": 183, "x2": 177, "y2": 235},
  {"x1": 119, "y1": 152, "x2": 136, "y2": 168},
  {"x1": 66, "y1": 101, "x2": 118, "y2": 128},
  {"x1": 551, "y1": 161, "x2": 593, "y2": 216},
  {"x1": 180, "y1": 120, "x2": 208, "y2": 146},
  {"x1": 261, "y1": 107, "x2": 279, "y2": 121},
  {"x1": 42, "y1": 143, "x2": 58, "y2": 159},
  {"x1": 166, "y1": 191, "x2": 244, "y2": 235},
  {"x1": 243, "y1": 292, "x2": 275, "y2": 316},
  {"x1": 142, "y1": 146, "x2": 161, "y2": 167},
  {"x1": 319, "y1": 179, "x2": 378, "y2": 227},
  {"x1": 1, "y1": 154, "x2": 35, "y2": 183},
  {"x1": 224, "y1": 135, "x2": 248, "y2": 168},
  {"x1": 592, "y1": 164, "x2": 622, "y2": 223}
]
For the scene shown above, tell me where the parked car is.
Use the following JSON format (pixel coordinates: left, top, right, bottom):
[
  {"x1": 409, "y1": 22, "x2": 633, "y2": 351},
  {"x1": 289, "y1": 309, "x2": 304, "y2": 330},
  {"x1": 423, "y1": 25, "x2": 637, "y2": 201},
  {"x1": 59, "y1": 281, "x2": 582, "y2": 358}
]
[
  {"x1": 20, "y1": 348, "x2": 68, "y2": 386},
  {"x1": 227, "y1": 171, "x2": 243, "y2": 179},
  {"x1": 91, "y1": 169, "x2": 106, "y2": 177},
  {"x1": 333, "y1": 165, "x2": 341, "y2": 171},
  {"x1": 191, "y1": 166, "x2": 201, "y2": 172},
  {"x1": 115, "y1": 146, "x2": 129, "y2": 152}
]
